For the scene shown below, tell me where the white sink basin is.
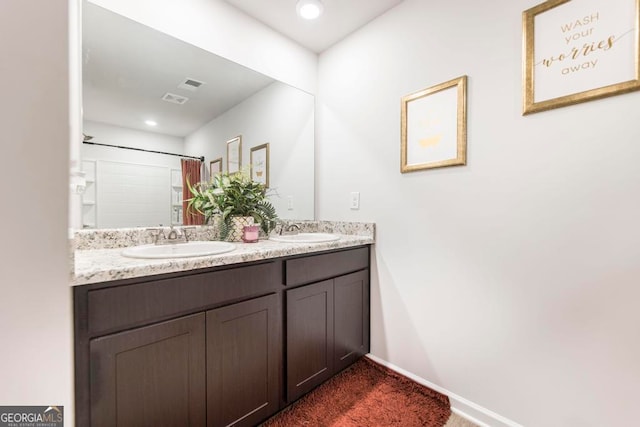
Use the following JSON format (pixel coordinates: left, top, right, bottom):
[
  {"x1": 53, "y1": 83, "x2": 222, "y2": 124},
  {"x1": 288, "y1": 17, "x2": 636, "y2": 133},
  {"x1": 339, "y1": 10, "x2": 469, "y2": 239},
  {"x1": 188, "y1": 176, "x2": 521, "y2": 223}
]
[
  {"x1": 269, "y1": 233, "x2": 340, "y2": 243},
  {"x1": 122, "y1": 241, "x2": 236, "y2": 259}
]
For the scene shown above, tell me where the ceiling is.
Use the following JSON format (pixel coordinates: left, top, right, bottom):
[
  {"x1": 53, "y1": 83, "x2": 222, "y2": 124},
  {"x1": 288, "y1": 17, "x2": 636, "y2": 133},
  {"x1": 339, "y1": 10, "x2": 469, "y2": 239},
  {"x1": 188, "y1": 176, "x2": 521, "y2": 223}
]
[
  {"x1": 82, "y1": 0, "x2": 404, "y2": 137},
  {"x1": 222, "y1": 0, "x2": 404, "y2": 53},
  {"x1": 83, "y1": 3, "x2": 275, "y2": 137}
]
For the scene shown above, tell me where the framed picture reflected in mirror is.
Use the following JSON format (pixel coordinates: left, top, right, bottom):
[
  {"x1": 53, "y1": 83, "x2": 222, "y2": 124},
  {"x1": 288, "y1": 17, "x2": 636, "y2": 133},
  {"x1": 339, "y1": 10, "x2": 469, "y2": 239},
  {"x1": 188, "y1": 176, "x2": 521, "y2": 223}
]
[
  {"x1": 250, "y1": 143, "x2": 270, "y2": 187},
  {"x1": 210, "y1": 157, "x2": 222, "y2": 177},
  {"x1": 226, "y1": 136, "x2": 242, "y2": 173}
]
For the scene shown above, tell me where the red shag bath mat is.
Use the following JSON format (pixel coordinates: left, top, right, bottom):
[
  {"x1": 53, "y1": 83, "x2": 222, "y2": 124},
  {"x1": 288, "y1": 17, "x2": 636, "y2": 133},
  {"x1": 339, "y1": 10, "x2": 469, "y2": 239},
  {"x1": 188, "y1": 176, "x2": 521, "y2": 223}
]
[{"x1": 262, "y1": 357, "x2": 451, "y2": 426}]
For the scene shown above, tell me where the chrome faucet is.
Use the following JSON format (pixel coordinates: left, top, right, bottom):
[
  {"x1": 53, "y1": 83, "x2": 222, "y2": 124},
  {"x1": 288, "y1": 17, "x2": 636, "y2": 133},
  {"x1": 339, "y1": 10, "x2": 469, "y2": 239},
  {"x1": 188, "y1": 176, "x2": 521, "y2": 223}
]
[
  {"x1": 167, "y1": 226, "x2": 180, "y2": 240},
  {"x1": 278, "y1": 222, "x2": 301, "y2": 235},
  {"x1": 147, "y1": 226, "x2": 194, "y2": 245}
]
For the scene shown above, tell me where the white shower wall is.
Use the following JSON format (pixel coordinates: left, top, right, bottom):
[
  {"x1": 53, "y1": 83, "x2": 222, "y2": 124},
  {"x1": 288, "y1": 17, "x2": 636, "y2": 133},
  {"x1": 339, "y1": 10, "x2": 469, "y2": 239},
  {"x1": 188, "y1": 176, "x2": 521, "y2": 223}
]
[{"x1": 81, "y1": 121, "x2": 186, "y2": 228}]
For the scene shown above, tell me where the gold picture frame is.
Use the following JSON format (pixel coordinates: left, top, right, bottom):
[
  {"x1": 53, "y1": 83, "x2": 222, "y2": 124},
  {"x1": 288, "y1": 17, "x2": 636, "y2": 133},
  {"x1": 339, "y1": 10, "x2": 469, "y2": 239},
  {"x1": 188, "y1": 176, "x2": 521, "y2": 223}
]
[
  {"x1": 401, "y1": 76, "x2": 467, "y2": 173},
  {"x1": 226, "y1": 136, "x2": 242, "y2": 173},
  {"x1": 250, "y1": 143, "x2": 270, "y2": 187},
  {"x1": 209, "y1": 157, "x2": 222, "y2": 177},
  {"x1": 523, "y1": 0, "x2": 640, "y2": 115}
]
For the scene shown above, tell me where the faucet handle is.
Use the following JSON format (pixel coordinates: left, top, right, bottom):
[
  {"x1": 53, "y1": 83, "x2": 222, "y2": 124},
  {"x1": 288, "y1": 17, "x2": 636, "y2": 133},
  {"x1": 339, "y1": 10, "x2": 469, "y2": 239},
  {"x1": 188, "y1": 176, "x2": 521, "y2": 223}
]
[
  {"x1": 274, "y1": 220, "x2": 286, "y2": 235},
  {"x1": 145, "y1": 227, "x2": 165, "y2": 244},
  {"x1": 181, "y1": 226, "x2": 196, "y2": 242}
]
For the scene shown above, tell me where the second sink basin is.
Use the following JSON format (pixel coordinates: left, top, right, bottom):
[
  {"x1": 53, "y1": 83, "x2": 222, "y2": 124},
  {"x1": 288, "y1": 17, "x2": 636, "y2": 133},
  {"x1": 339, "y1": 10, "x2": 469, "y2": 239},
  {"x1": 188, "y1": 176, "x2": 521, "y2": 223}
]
[
  {"x1": 269, "y1": 233, "x2": 340, "y2": 243},
  {"x1": 122, "y1": 241, "x2": 236, "y2": 259}
]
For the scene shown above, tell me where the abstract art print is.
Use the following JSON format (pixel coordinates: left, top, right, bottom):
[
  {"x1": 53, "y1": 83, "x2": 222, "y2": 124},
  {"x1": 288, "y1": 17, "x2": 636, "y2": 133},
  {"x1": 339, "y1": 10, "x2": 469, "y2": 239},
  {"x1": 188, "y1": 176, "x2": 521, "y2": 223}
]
[{"x1": 401, "y1": 76, "x2": 467, "y2": 173}]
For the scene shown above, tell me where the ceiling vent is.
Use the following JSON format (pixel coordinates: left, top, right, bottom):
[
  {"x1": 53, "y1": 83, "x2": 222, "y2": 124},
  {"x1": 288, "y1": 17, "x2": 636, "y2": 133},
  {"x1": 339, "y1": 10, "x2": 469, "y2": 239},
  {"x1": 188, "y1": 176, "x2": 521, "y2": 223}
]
[
  {"x1": 162, "y1": 92, "x2": 189, "y2": 105},
  {"x1": 178, "y1": 78, "x2": 205, "y2": 92}
]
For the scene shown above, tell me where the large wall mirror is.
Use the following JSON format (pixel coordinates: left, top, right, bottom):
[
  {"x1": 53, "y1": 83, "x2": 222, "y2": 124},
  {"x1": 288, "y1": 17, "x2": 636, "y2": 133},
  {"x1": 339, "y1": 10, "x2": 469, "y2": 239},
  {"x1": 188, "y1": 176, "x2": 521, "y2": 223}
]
[{"x1": 80, "y1": 1, "x2": 314, "y2": 229}]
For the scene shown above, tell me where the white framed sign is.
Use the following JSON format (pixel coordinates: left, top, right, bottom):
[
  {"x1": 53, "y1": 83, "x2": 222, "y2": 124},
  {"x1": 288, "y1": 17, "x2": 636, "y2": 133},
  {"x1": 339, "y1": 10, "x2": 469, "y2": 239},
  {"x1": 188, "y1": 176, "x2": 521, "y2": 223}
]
[{"x1": 523, "y1": 0, "x2": 640, "y2": 114}]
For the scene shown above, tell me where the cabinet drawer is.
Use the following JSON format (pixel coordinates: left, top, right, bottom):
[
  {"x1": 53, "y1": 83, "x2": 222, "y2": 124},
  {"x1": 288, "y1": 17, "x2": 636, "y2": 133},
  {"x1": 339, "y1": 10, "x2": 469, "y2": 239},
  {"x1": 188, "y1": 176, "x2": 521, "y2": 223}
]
[
  {"x1": 284, "y1": 246, "x2": 369, "y2": 286},
  {"x1": 87, "y1": 262, "x2": 278, "y2": 336}
]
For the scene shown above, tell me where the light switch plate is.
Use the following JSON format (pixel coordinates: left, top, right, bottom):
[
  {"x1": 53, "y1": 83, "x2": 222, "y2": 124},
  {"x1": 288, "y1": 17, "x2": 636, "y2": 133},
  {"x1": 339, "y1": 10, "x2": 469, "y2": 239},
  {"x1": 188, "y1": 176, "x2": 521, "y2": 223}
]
[{"x1": 350, "y1": 192, "x2": 360, "y2": 210}]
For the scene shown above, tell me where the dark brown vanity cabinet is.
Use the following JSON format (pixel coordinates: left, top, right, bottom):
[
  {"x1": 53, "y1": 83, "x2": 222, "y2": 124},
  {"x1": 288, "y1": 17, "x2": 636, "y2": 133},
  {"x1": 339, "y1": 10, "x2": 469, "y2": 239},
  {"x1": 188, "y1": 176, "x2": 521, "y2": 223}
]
[
  {"x1": 333, "y1": 270, "x2": 370, "y2": 372},
  {"x1": 286, "y1": 279, "x2": 335, "y2": 401},
  {"x1": 75, "y1": 262, "x2": 282, "y2": 427},
  {"x1": 75, "y1": 246, "x2": 370, "y2": 426},
  {"x1": 89, "y1": 313, "x2": 207, "y2": 427},
  {"x1": 206, "y1": 294, "x2": 281, "y2": 427},
  {"x1": 285, "y1": 248, "x2": 370, "y2": 402}
]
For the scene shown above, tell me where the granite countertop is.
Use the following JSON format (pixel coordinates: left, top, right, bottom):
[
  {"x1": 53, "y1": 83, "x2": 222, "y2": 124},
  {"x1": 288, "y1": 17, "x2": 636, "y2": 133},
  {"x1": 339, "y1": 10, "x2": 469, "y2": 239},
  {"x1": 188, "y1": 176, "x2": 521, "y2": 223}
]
[{"x1": 72, "y1": 233, "x2": 374, "y2": 286}]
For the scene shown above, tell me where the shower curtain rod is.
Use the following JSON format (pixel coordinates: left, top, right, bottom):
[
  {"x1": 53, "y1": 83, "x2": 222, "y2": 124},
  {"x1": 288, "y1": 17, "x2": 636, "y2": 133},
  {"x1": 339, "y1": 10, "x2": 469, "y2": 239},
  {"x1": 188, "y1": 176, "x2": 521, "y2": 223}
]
[{"x1": 83, "y1": 140, "x2": 205, "y2": 162}]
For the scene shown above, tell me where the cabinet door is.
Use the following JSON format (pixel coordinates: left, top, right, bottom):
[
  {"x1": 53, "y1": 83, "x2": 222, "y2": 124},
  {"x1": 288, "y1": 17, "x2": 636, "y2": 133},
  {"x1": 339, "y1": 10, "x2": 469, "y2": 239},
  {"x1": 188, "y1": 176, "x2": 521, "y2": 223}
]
[
  {"x1": 286, "y1": 280, "x2": 334, "y2": 402},
  {"x1": 90, "y1": 313, "x2": 206, "y2": 427},
  {"x1": 334, "y1": 270, "x2": 370, "y2": 372},
  {"x1": 207, "y1": 294, "x2": 281, "y2": 427}
]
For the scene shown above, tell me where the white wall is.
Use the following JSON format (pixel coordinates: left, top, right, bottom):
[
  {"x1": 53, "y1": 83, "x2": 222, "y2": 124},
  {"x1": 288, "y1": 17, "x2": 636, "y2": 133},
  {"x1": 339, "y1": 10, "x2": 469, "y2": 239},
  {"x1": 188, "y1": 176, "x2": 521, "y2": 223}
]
[
  {"x1": 185, "y1": 82, "x2": 315, "y2": 220},
  {"x1": 317, "y1": 0, "x2": 640, "y2": 426},
  {"x1": 87, "y1": 0, "x2": 317, "y2": 94},
  {"x1": 0, "y1": 0, "x2": 74, "y2": 423}
]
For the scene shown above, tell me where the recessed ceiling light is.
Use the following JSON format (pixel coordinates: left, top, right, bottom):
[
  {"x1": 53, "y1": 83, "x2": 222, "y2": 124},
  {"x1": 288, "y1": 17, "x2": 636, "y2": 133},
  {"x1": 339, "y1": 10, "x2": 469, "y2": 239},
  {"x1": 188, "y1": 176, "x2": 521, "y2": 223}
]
[
  {"x1": 145, "y1": 120, "x2": 157, "y2": 127},
  {"x1": 296, "y1": 0, "x2": 323, "y2": 20}
]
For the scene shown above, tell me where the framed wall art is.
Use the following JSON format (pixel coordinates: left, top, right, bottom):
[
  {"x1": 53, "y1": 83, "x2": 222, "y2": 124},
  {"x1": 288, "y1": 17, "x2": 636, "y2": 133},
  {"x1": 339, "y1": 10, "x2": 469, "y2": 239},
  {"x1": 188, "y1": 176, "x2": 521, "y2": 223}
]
[
  {"x1": 250, "y1": 143, "x2": 270, "y2": 187},
  {"x1": 226, "y1": 136, "x2": 242, "y2": 173},
  {"x1": 400, "y1": 75, "x2": 467, "y2": 173},
  {"x1": 209, "y1": 157, "x2": 222, "y2": 177},
  {"x1": 523, "y1": 0, "x2": 640, "y2": 115}
]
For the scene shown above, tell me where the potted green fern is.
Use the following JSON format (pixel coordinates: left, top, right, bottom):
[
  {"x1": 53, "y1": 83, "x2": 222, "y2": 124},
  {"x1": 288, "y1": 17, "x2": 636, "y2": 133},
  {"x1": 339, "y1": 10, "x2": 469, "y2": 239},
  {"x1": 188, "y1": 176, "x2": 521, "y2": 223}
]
[{"x1": 186, "y1": 171, "x2": 278, "y2": 241}]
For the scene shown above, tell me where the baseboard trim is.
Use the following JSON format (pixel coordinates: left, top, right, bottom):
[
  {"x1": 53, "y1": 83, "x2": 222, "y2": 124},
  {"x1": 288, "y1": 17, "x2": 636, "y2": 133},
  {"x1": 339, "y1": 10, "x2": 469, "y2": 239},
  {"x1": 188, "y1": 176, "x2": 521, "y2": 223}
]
[
  {"x1": 450, "y1": 407, "x2": 492, "y2": 427},
  {"x1": 365, "y1": 354, "x2": 523, "y2": 427}
]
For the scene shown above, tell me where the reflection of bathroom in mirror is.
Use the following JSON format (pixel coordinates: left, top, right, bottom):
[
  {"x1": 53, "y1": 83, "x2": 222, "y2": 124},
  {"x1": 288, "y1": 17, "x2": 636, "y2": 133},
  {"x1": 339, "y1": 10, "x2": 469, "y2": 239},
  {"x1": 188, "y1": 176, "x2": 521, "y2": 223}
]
[{"x1": 80, "y1": 1, "x2": 314, "y2": 229}]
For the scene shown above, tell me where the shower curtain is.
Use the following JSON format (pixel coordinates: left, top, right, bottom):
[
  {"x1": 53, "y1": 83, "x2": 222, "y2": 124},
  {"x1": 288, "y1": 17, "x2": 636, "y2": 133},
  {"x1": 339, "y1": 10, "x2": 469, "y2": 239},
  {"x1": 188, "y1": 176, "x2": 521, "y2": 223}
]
[{"x1": 181, "y1": 159, "x2": 205, "y2": 225}]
